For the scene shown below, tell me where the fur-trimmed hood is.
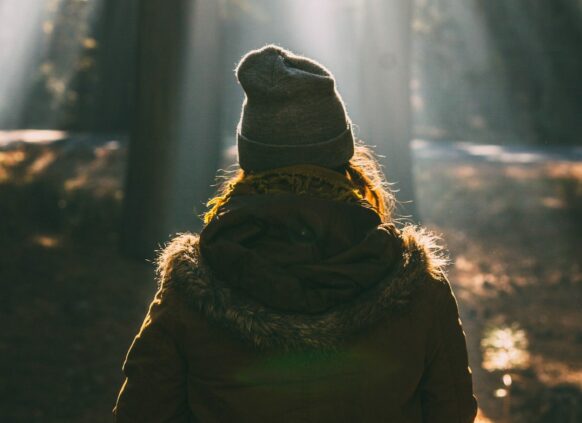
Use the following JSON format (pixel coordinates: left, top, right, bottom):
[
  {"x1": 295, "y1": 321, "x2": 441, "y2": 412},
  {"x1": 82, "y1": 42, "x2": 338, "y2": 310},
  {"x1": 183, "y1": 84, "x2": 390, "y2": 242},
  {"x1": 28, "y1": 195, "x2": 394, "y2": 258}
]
[{"x1": 156, "y1": 218, "x2": 447, "y2": 351}]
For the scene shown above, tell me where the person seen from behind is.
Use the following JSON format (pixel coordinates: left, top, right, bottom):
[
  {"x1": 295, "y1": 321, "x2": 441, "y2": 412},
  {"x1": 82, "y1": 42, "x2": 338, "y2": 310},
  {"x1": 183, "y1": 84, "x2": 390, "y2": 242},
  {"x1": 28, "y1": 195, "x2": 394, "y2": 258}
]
[{"x1": 113, "y1": 44, "x2": 478, "y2": 423}]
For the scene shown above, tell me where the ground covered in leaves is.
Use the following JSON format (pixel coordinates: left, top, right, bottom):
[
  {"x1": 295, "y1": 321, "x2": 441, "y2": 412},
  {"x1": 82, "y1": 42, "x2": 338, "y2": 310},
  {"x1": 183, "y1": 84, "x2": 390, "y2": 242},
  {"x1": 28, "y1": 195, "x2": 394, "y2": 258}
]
[
  {"x1": 0, "y1": 132, "x2": 580, "y2": 422},
  {"x1": 414, "y1": 140, "x2": 582, "y2": 422}
]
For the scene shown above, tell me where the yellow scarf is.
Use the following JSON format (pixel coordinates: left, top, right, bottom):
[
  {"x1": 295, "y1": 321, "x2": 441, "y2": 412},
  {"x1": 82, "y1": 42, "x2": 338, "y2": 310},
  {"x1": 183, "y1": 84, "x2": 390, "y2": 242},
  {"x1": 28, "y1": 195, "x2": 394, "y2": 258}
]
[{"x1": 204, "y1": 164, "x2": 376, "y2": 224}]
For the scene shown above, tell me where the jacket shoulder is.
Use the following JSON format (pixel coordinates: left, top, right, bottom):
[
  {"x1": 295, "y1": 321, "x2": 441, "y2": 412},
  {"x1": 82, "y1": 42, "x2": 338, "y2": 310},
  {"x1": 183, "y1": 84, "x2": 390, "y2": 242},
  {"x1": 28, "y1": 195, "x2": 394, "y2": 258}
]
[
  {"x1": 156, "y1": 232, "x2": 203, "y2": 291},
  {"x1": 399, "y1": 225, "x2": 449, "y2": 283}
]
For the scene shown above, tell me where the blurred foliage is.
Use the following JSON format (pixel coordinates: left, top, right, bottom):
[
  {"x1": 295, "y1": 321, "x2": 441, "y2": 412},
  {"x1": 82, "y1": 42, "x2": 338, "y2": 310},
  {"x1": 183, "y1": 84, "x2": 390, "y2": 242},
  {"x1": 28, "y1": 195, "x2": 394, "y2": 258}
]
[
  {"x1": 18, "y1": 0, "x2": 137, "y2": 131},
  {"x1": 24, "y1": 0, "x2": 97, "y2": 128},
  {"x1": 414, "y1": 0, "x2": 582, "y2": 144},
  {"x1": 5, "y1": 0, "x2": 582, "y2": 143}
]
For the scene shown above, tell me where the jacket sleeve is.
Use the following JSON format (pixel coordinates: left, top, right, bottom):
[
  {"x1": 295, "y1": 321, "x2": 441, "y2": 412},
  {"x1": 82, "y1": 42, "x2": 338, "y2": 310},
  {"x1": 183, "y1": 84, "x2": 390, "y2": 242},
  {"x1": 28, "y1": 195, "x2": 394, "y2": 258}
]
[
  {"x1": 113, "y1": 287, "x2": 192, "y2": 423},
  {"x1": 420, "y1": 277, "x2": 478, "y2": 423}
]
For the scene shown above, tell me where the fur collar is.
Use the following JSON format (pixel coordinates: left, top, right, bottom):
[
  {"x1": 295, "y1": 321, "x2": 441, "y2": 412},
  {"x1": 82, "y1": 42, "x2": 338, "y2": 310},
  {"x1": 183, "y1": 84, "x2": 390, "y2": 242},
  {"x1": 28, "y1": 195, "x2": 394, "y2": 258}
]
[{"x1": 156, "y1": 226, "x2": 447, "y2": 351}]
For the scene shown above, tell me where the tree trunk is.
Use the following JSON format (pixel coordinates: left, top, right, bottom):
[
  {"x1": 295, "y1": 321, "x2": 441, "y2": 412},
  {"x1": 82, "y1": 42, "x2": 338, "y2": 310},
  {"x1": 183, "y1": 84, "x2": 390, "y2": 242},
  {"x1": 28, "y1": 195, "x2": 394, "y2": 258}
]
[
  {"x1": 121, "y1": 0, "x2": 224, "y2": 259},
  {"x1": 87, "y1": 0, "x2": 138, "y2": 131}
]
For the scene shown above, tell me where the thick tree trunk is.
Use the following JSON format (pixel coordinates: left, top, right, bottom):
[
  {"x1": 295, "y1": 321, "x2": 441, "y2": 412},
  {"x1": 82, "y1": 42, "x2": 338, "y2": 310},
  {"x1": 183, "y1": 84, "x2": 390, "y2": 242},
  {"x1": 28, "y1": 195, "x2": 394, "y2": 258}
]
[
  {"x1": 88, "y1": 0, "x2": 138, "y2": 131},
  {"x1": 121, "y1": 0, "x2": 224, "y2": 259}
]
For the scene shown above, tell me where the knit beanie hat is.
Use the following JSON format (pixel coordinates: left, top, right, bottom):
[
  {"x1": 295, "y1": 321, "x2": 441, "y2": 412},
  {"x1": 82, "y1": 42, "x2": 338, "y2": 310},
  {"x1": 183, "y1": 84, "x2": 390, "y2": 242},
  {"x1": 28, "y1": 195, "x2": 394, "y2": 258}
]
[{"x1": 235, "y1": 44, "x2": 355, "y2": 172}]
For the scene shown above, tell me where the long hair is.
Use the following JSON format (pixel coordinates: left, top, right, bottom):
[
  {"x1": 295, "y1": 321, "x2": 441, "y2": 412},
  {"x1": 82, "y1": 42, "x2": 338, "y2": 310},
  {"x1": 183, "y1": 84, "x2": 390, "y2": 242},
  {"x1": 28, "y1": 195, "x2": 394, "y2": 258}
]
[{"x1": 203, "y1": 142, "x2": 396, "y2": 224}]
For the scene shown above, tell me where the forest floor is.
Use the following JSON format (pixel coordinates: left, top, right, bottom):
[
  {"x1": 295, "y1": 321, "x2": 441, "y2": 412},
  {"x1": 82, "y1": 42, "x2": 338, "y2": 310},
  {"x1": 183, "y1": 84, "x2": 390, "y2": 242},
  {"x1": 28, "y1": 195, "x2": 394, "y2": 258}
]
[{"x1": 0, "y1": 131, "x2": 581, "y2": 423}]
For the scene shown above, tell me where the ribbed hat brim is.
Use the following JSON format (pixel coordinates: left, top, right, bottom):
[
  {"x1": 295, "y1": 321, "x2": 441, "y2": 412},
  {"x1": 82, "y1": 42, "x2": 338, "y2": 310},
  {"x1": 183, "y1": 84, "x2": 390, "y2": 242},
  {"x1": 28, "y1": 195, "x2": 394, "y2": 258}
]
[{"x1": 237, "y1": 126, "x2": 354, "y2": 172}]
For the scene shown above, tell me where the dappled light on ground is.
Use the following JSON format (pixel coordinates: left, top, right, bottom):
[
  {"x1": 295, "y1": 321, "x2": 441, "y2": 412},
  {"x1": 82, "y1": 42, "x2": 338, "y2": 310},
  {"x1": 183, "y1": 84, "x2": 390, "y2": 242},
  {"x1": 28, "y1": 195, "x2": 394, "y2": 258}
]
[
  {"x1": 481, "y1": 322, "x2": 530, "y2": 372},
  {"x1": 414, "y1": 139, "x2": 582, "y2": 422},
  {"x1": 0, "y1": 134, "x2": 148, "y2": 423},
  {"x1": 31, "y1": 234, "x2": 62, "y2": 249}
]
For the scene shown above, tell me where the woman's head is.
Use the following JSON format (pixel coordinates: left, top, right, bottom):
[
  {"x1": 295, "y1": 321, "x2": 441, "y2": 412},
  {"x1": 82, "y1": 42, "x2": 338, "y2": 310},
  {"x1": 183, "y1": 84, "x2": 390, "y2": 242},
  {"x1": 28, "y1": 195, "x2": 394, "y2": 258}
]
[
  {"x1": 203, "y1": 45, "x2": 395, "y2": 224},
  {"x1": 235, "y1": 44, "x2": 354, "y2": 172}
]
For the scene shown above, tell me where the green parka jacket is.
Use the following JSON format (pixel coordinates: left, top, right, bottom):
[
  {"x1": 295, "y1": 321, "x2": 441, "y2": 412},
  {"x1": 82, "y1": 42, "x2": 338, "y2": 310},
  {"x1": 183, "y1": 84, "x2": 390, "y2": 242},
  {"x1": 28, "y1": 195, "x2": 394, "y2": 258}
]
[{"x1": 113, "y1": 194, "x2": 478, "y2": 422}]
